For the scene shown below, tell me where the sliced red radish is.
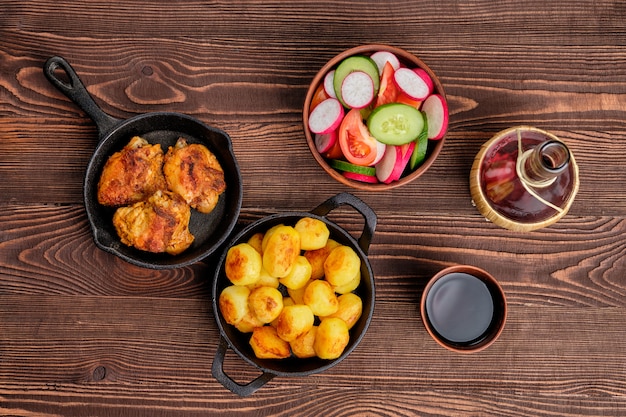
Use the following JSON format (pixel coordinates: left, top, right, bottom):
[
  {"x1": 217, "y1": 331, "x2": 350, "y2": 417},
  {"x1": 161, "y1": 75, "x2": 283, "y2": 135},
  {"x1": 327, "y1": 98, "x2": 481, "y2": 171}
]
[
  {"x1": 422, "y1": 94, "x2": 448, "y2": 140},
  {"x1": 413, "y1": 68, "x2": 434, "y2": 94},
  {"x1": 341, "y1": 71, "x2": 375, "y2": 109},
  {"x1": 342, "y1": 171, "x2": 379, "y2": 184},
  {"x1": 375, "y1": 145, "x2": 403, "y2": 183},
  {"x1": 308, "y1": 98, "x2": 344, "y2": 134},
  {"x1": 392, "y1": 142, "x2": 416, "y2": 182},
  {"x1": 315, "y1": 131, "x2": 338, "y2": 154},
  {"x1": 393, "y1": 67, "x2": 433, "y2": 101},
  {"x1": 323, "y1": 70, "x2": 337, "y2": 98},
  {"x1": 370, "y1": 51, "x2": 401, "y2": 73},
  {"x1": 368, "y1": 140, "x2": 387, "y2": 166}
]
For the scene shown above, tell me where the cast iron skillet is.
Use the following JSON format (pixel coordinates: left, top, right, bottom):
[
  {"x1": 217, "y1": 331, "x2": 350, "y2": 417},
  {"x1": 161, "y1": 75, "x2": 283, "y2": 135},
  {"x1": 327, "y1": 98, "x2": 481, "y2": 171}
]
[
  {"x1": 43, "y1": 56, "x2": 243, "y2": 269},
  {"x1": 211, "y1": 192, "x2": 376, "y2": 397}
]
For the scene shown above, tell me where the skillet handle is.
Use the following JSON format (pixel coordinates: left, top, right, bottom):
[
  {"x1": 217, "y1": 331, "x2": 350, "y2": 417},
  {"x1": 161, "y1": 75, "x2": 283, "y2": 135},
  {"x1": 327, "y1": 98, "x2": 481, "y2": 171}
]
[
  {"x1": 43, "y1": 56, "x2": 120, "y2": 139},
  {"x1": 211, "y1": 337, "x2": 276, "y2": 397},
  {"x1": 310, "y1": 192, "x2": 377, "y2": 254}
]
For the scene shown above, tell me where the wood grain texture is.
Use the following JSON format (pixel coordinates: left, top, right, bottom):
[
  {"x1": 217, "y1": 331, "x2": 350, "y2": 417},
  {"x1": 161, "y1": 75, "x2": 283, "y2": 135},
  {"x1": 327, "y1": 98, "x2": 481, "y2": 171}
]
[{"x1": 2, "y1": 0, "x2": 626, "y2": 415}]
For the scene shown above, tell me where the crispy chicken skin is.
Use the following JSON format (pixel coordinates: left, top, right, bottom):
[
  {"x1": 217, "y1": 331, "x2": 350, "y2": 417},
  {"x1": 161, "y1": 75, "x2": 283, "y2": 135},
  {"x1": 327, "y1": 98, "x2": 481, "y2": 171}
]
[
  {"x1": 113, "y1": 190, "x2": 194, "y2": 255},
  {"x1": 97, "y1": 136, "x2": 167, "y2": 207},
  {"x1": 163, "y1": 138, "x2": 226, "y2": 214}
]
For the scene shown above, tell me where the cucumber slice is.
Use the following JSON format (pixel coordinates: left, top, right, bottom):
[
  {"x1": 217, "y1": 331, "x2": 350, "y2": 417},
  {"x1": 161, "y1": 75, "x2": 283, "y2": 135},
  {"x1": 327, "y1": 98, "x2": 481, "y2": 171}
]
[
  {"x1": 367, "y1": 103, "x2": 424, "y2": 145},
  {"x1": 333, "y1": 56, "x2": 380, "y2": 108},
  {"x1": 329, "y1": 159, "x2": 376, "y2": 176},
  {"x1": 409, "y1": 112, "x2": 429, "y2": 169}
]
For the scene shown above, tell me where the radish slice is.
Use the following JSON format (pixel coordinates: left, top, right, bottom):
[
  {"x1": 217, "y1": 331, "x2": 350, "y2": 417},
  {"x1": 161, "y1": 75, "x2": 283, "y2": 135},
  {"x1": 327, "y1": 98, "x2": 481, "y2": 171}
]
[
  {"x1": 391, "y1": 142, "x2": 416, "y2": 182},
  {"x1": 308, "y1": 98, "x2": 344, "y2": 134},
  {"x1": 422, "y1": 94, "x2": 448, "y2": 140},
  {"x1": 413, "y1": 68, "x2": 434, "y2": 95},
  {"x1": 323, "y1": 70, "x2": 337, "y2": 98},
  {"x1": 393, "y1": 67, "x2": 432, "y2": 101},
  {"x1": 370, "y1": 51, "x2": 401, "y2": 73},
  {"x1": 315, "y1": 131, "x2": 338, "y2": 154},
  {"x1": 375, "y1": 145, "x2": 403, "y2": 183},
  {"x1": 342, "y1": 171, "x2": 379, "y2": 184},
  {"x1": 368, "y1": 140, "x2": 387, "y2": 166},
  {"x1": 341, "y1": 71, "x2": 374, "y2": 109}
]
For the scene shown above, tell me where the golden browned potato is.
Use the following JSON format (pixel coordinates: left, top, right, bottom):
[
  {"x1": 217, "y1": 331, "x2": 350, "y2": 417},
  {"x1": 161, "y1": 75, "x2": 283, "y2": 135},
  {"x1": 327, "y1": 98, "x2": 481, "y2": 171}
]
[
  {"x1": 287, "y1": 281, "x2": 311, "y2": 305},
  {"x1": 294, "y1": 217, "x2": 330, "y2": 250},
  {"x1": 249, "y1": 326, "x2": 291, "y2": 359},
  {"x1": 163, "y1": 137, "x2": 226, "y2": 214},
  {"x1": 290, "y1": 326, "x2": 318, "y2": 359},
  {"x1": 303, "y1": 279, "x2": 339, "y2": 317},
  {"x1": 324, "y1": 245, "x2": 361, "y2": 287},
  {"x1": 98, "y1": 136, "x2": 167, "y2": 207},
  {"x1": 262, "y1": 225, "x2": 301, "y2": 278},
  {"x1": 275, "y1": 304, "x2": 314, "y2": 342},
  {"x1": 224, "y1": 243, "x2": 262, "y2": 286},
  {"x1": 271, "y1": 297, "x2": 294, "y2": 328},
  {"x1": 314, "y1": 317, "x2": 350, "y2": 360},
  {"x1": 279, "y1": 255, "x2": 312, "y2": 290},
  {"x1": 248, "y1": 286, "x2": 284, "y2": 324},
  {"x1": 247, "y1": 232, "x2": 265, "y2": 254},
  {"x1": 261, "y1": 224, "x2": 284, "y2": 253},
  {"x1": 324, "y1": 293, "x2": 362, "y2": 330},
  {"x1": 332, "y1": 270, "x2": 361, "y2": 295},
  {"x1": 235, "y1": 310, "x2": 264, "y2": 333},
  {"x1": 304, "y1": 239, "x2": 341, "y2": 280},
  {"x1": 219, "y1": 285, "x2": 251, "y2": 326},
  {"x1": 246, "y1": 267, "x2": 280, "y2": 290},
  {"x1": 113, "y1": 190, "x2": 194, "y2": 255}
]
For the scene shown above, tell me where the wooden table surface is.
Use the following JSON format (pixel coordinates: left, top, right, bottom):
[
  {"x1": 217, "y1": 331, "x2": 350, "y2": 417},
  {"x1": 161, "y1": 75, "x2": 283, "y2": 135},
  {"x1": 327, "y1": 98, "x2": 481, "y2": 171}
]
[{"x1": 2, "y1": 1, "x2": 626, "y2": 415}]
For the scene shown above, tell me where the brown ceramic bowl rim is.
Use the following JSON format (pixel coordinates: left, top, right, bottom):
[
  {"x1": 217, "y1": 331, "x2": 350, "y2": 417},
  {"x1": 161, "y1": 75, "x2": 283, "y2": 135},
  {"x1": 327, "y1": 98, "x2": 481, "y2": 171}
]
[
  {"x1": 420, "y1": 265, "x2": 507, "y2": 353},
  {"x1": 303, "y1": 44, "x2": 447, "y2": 191}
]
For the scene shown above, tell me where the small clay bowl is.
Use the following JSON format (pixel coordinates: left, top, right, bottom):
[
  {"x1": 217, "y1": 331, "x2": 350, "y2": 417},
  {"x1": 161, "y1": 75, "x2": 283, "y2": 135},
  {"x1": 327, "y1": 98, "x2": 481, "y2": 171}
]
[
  {"x1": 303, "y1": 44, "x2": 448, "y2": 191},
  {"x1": 420, "y1": 265, "x2": 507, "y2": 353}
]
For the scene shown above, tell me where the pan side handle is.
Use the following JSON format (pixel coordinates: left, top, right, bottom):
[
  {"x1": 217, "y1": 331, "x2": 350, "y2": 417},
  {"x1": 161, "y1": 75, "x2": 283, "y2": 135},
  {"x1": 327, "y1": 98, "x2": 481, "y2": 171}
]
[
  {"x1": 211, "y1": 337, "x2": 276, "y2": 397},
  {"x1": 44, "y1": 56, "x2": 120, "y2": 140},
  {"x1": 310, "y1": 192, "x2": 377, "y2": 255}
]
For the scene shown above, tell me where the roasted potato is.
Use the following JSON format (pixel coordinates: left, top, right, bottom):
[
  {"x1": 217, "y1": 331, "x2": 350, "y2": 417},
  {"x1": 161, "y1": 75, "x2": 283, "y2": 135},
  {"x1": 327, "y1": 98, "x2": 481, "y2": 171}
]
[
  {"x1": 290, "y1": 326, "x2": 318, "y2": 359},
  {"x1": 324, "y1": 245, "x2": 361, "y2": 287},
  {"x1": 287, "y1": 283, "x2": 310, "y2": 305},
  {"x1": 247, "y1": 232, "x2": 265, "y2": 254},
  {"x1": 279, "y1": 255, "x2": 312, "y2": 290},
  {"x1": 248, "y1": 286, "x2": 284, "y2": 324},
  {"x1": 247, "y1": 267, "x2": 280, "y2": 291},
  {"x1": 303, "y1": 279, "x2": 338, "y2": 317},
  {"x1": 314, "y1": 317, "x2": 350, "y2": 360},
  {"x1": 249, "y1": 326, "x2": 291, "y2": 359},
  {"x1": 332, "y1": 270, "x2": 361, "y2": 295},
  {"x1": 295, "y1": 217, "x2": 330, "y2": 250},
  {"x1": 262, "y1": 225, "x2": 301, "y2": 278},
  {"x1": 225, "y1": 243, "x2": 262, "y2": 286},
  {"x1": 261, "y1": 224, "x2": 284, "y2": 253},
  {"x1": 235, "y1": 310, "x2": 264, "y2": 333},
  {"x1": 219, "y1": 285, "x2": 251, "y2": 326},
  {"x1": 304, "y1": 239, "x2": 341, "y2": 280},
  {"x1": 324, "y1": 293, "x2": 362, "y2": 330},
  {"x1": 276, "y1": 304, "x2": 314, "y2": 342}
]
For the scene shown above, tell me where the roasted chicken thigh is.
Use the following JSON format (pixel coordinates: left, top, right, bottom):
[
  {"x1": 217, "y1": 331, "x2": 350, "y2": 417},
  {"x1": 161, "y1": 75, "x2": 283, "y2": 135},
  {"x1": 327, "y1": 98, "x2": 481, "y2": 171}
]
[
  {"x1": 113, "y1": 190, "x2": 194, "y2": 255},
  {"x1": 97, "y1": 136, "x2": 167, "y2": 207},
  {"x1": 163, "y1": 138, "x2": 226, "y2": 214}
]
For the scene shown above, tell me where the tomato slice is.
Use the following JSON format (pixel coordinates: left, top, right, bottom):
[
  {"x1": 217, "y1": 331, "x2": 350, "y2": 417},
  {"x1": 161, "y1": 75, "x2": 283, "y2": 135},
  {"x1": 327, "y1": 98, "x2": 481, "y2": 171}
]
[
  {"x1": 338, "y1": 108, "x2": 379, "y2": 166},
  {"x1": 374, "y1": 61, "x2": 398, "y2": 108},
  {"x1": 310, "y1": 83, "x2": 330, "y2": 111}
]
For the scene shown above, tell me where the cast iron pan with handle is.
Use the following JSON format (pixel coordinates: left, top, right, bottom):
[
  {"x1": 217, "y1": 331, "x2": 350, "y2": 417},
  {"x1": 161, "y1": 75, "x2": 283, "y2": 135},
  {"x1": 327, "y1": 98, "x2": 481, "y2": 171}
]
[
  {"x1": 211, "y1": 192, "x2": 377, "y2": 397},
  {"x1": 44, "y1": 56, "x2": 243, "y2": 269}
]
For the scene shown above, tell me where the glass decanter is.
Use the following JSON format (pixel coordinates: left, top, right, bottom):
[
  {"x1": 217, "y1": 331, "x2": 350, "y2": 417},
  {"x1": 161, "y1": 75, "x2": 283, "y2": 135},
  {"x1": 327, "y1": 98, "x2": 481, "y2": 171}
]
[{"x1": 470, "y1": 126, "x2": 579, "y2": 232}]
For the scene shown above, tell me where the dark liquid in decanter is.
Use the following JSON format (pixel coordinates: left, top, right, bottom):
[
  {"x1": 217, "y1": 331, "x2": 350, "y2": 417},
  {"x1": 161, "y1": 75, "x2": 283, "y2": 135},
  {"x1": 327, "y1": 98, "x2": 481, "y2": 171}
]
[{"x1": 480, "y1": 136, "x2": 574, "y2": 224}]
